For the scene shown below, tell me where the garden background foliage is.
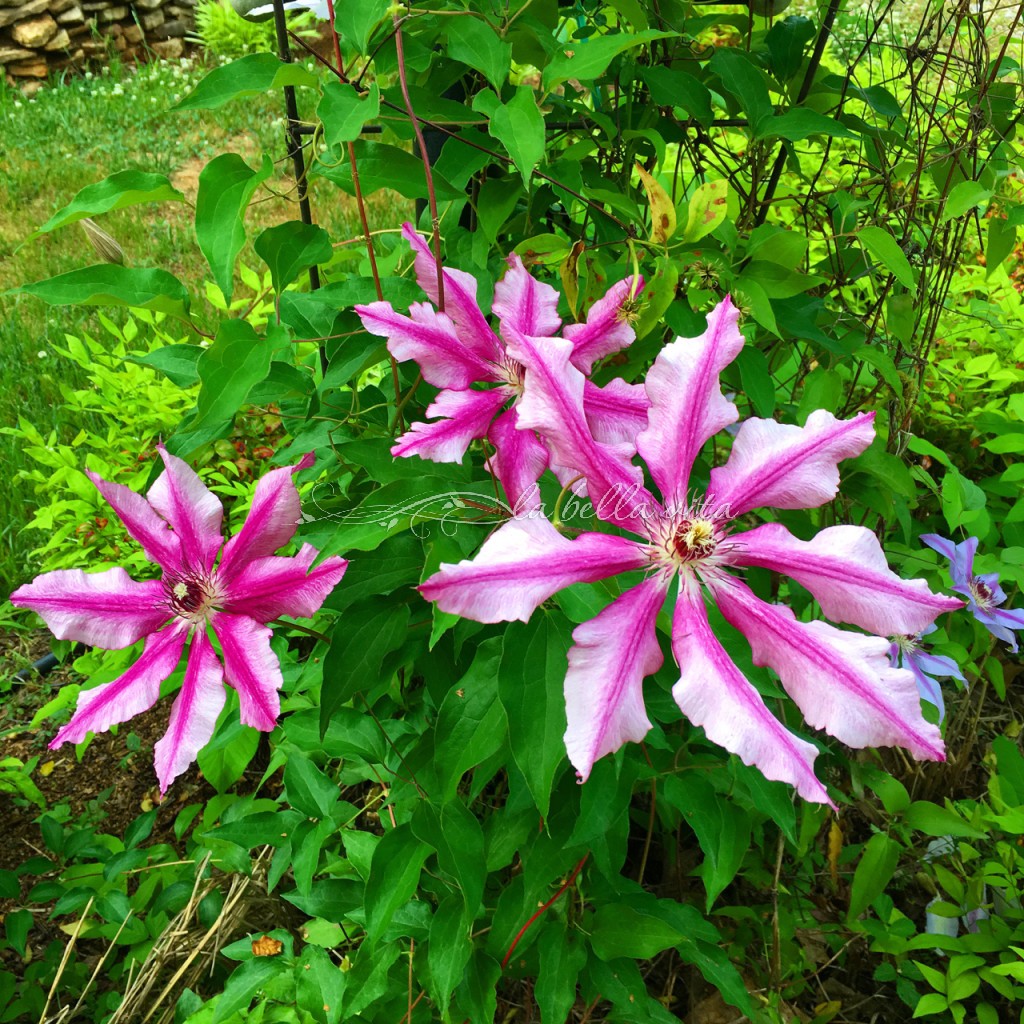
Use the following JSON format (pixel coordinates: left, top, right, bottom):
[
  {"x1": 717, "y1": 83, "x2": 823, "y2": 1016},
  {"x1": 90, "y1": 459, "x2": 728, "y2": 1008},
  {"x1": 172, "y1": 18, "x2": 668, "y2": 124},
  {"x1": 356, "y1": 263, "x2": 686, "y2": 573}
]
[{"x1": 2, "y1": 0, "x2": 1024, "y2": 1022}]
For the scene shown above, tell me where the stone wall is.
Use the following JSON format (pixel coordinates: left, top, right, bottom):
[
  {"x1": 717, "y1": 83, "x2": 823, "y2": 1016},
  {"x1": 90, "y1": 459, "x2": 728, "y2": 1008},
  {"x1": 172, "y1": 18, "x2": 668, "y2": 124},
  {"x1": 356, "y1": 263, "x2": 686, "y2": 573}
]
[{"x1": 1, "y1": 0, "x2": 196, "y2": 90}]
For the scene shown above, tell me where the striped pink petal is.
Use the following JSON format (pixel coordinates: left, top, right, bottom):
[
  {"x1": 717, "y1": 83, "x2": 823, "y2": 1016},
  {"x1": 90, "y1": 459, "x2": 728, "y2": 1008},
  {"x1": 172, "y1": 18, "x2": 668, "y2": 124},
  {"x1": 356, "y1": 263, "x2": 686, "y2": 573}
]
[
  {"x1": 564, "y1": 577, "x2": 667, "y2": 782},
  {"x1": 709, "y1": 410, "x2": 875, "y2": 517},
  {"x1": 729, "y1": 523, "x2": 963, "y2": 636},
  {"x1": 401, "y1": 223, "x2": 504, "y2": 363},
  {"x1": 392, "y1": 387, "x2": 508, "y2": 463},
  {"x1": 504, "y1": 325, "x2": 660, "y2": 530},
  {"x1": 419, "y1": 516, "x2": 648, "y2": 624},
  {"x1": 357, "y1": 300, "x2": 497, "y2": 389},
  {"x1": 583, "y1": 378, "x2": 650, "y2": 446},
  {"x1": 564, "y1": 275, "x2": 643, "y2": 373},
  {"x1": 220, "y1": 459, "x2": 314, "y2": 577},
  {"x1": 50, "y1": 623, "x2": 188, "y2": 748},
  {"x1": 213, "y1": 613, "x2": 282, "y2": 731},
  {"x1": 153, "y1": 631, "x2": 226, "y2": 793},
  {"x1": 11, "y1": 568, "x2": 168, "y2": 649},
  {"x1": 87, "y1": 470, "x2": 183, "y2": 571},
  {"x1": 712, "y1": 575, "x2": 944, "y2": 762},
  {"x1": 671, "y1": 582, "x2": 831, "y2": 805},
  {"x1": 636, "y1": 297, "x2": 743, "y2": 507},
  {"x1": 486, "y1": 408, "x2": 549, "y2": 511},
  {"x1": 148, "y1": 446, "x2": 224, "y2": 571},
  {"x1": 222, "y1": 544, "x2": 348, "y2": 622},
  {"x1": 492, "y1": 253, "x2": 561, "y2": 338}
]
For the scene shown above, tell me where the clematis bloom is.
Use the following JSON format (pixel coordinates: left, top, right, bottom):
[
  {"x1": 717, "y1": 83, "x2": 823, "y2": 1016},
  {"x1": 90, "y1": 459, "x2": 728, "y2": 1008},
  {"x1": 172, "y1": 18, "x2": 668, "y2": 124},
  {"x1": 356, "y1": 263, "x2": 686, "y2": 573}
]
[
  {"x1": 889, "y1": 627, "x2": 965, "y2": 723},
  {"x1": 921, "y1": 534, "x2": 1024, "y2": 651},
  {"x1": 421, "y1": 297, "x2": 962, "y2": 803},
  {"x1": 11, "y1": 448, "x2": 347, "y2": 792},
  {"x1": 356, "y1": 223, "x2": 648, "y2": 509}
]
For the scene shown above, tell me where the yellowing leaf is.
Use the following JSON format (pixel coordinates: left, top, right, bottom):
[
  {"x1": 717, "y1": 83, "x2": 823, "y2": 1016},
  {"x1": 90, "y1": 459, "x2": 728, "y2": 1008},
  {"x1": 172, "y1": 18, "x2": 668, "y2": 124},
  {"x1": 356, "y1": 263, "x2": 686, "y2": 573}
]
[
  {"x1": 635, "y1": 163, "x2": 676, "y2": 245},
  {"x1": 684, "y1": 180, "x2": 730, "y2": 243},
  {"x1": 559, "y1": 240, "x2": 585, "y2": 319},
  {"x1": 39, "y1": 760, "x2": 55, "y2": 777}
]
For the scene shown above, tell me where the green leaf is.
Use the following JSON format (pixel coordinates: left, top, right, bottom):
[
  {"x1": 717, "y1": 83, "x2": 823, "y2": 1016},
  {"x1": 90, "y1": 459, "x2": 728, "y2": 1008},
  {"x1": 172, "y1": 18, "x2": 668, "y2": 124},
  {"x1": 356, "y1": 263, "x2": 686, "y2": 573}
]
[
  {"x1": 905, "y1": 801, "x2": 985, "y2": 839},
  {"x1": 758, "y1": 108, "x2": 858, "y2": 141},
  {"x1": 124, "y1": 809, "x2": 158, "y2": 850},
  {"x1": 316, "y1": 140, "x2": 465, "y2": 201},
  {"x1": 736, "y1": 345, "x2": 775, "y2": 417},
  {"x1": 334, "y1": 0, "x2": 390, "y2": 53},
  {"x1": 190, "y1": 319, "x2": 276, "y2": 442},
  {"x1": 857, "y1": 226, "x2": 916, "y2": 289},
  {"x1": 15, "y1": 265, "x2": 191, "y2": 322},
  {"x1": 173, "y1": 53, "x2": 319, "y2": 111},
  {"x1": 590, "y1": 903, "x2": 699, "y2": 960},
  {"x1": 131, "y1": 344, "x2": 203, "y2": 387},
  {"x1": 485, "y1": 86, "x2": 545, "y2": 189},
  {"x1": 433, "y1": 642, "x2": 507, "y2": 803},
  {"x1": 986, "y1": 217, "x2": 1017, "y2": 277},
  {"x1": 295, "y1": 944, "x2": 347, "y2": 1024},
  {"x1": 452, "y1": 951, "x2": 502, "y2": 1024},
  {"x1": 31, "y1": 170, "x2": 184, "y2": 239},
  {"x1": 203, "y1": 811, "x2": 303, "y2": 850},
  {"x1": 320, "y1": 597, "x2": 410, "y2": 737},
  {"x1": 675, "y1": 774, "x2": 751, "y2": 909},
  {"x1": 254, "y1": 221, "x2": 334, "y2": 296},
  {"x1": 641, "y1": 66, "x2": 713, "y2": 126},
  {"x1": 942, "y1": 181, "x2": 992, "y2": 222},
  {"x1": 317, "y1": 81, "x2": 380, "y2": 148},
  {"x1": 912, "y1": 993, "x2": 949, "y2": 1017},
  {"x1": 283, "y1": 878, "x2": 363, "y2": 921},
  {"x1": 196, "y1": 713, "x2": 259, "y2": 792},
  {"x1": 196, "y1": 153, "x2": 274, "y2": 302},
  {"x1": 411, "y1": 801, "x2": 486, "y2": 919},
  {"x1": 364, "y1": 823, "x2": 430, "y2": 946},
  {"x1": 765, "y1": 16, "x2": 815, "y2": 80},
  {"x1": 543, "y1": 29, "x2": 676, "y2": 88},
  {"x1": 847, "y1": 833, "x2": 901, "y2": 920},
  {"x1": 283, "y1": 756, "x2": 338, "y2": 820},
  {"x1": 447, "y1": 17, "x2": 511, "y2": 91},
  {"x1": 5, "y1": 909, "x2": 32, "y2": 958},
  {"x1": 536, "y1": 925, "x2": 586, "y2": 1024},
  {"x1": 709, "y1": 48, "x2": 774, "y2": 132},
  {"x1": 427, "y1": 894, "x2": 473, "y2": 1019},
  {"x1": 498, "y1": 615, "x2": 572, "y2": 818},
  {"x1": 212, "y1": 958, "x2": 288, "y2": 1024}
]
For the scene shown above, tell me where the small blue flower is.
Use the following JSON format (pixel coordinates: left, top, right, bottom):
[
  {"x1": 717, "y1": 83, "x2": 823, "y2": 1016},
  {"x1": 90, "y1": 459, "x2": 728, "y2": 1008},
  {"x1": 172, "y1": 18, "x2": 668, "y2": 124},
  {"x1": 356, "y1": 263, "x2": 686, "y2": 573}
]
[
  {"x1": 890, "y1": 627, "x2": 965, "y2": 723},
  {"x1": 921, "y1": 534, "x2": 1024, "y2": 652}
]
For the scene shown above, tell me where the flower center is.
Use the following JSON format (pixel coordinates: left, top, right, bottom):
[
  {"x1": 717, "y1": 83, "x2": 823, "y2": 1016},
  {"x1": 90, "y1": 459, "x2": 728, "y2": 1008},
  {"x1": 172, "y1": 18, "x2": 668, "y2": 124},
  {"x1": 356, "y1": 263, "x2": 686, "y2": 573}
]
[
  {"x1": 165, "y1": 570, "x2": 221, "y2": 625},
  {"x1": 498, "y1": 354, "x2": 526, "y2": 392},
  {"x1": 969, "y1": 578, "x2": 995, "y2": 611},
  {"x1": 893, "y1": 633, "x2": 921, "y2": 656},
  {"x1": 649, "y1": 503, "x2": 730, "y2": 578}
]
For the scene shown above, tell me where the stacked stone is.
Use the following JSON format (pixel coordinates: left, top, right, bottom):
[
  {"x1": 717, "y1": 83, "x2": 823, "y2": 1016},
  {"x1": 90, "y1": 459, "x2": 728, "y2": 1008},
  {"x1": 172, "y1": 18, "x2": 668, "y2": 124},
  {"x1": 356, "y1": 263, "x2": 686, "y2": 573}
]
[{"x1": 0, "y1": 0, "x2": 197, "y2": 91}]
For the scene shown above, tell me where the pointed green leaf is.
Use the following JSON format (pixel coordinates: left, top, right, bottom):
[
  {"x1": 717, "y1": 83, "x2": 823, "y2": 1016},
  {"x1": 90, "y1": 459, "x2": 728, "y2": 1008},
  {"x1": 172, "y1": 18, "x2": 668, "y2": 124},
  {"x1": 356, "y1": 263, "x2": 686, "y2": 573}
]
[
  {"x1": 364, "y1": 824, "x2": 430, "y2": 946},
  {"x1": 498, "y1": 615, "x2": 572, "y2": 817},
  {"x1": 427, "y1": 895, "x2": 473, "y2": 1020},
  {"x1": 447, "y1": 17, "x2": 511, "y2": 91},
  {"x1": 847, "y1": 832, "x2": 901, "y2": 920},
  {"x1": 31, "y1": 170, "x2": 184, "y2": 239},
  {"x1": 709, "y1": 48, "x2": 774, "y2": 132},
  {"x1": 283, "y1": 756, "x2": 338, "y2": 820},
  {"x1": 334, "y1": 0, "x2": 390, "y2": 53},
  {"x1": 173, "y1": 53, "x2": 319, "y2": 111},
  {"x1": 485, "y1": 86, "x2": 545, "y2": 188},
  {"x1": 317, "y1": 81, "x2": 380, "y2": 148},
  {"x1": 14, "y1": 265, "x2": 191, "y2": 322},
  {"x1": 411, "y1": 801, "x2": 485, "y2": 919},
  {"x1": 857, "y1": 225, "x2": 916, "y2": 289},
  {"x1": 295, "y1": 944, "x2": 347, "y2": 1024},
  {"x1": 212, "y1": 958, "x2": 288, "y2": 1024},
  {"x1": 543, "y1": 29, "x2": 676, "y2": 88},
  {"x1": 315, "y1": 140, "x2": 465, "y2": 200},
  {"x1": 320, "y1": 597, "x2": 410, "y2": 737},
  {"x1": 254, "y1": 221, "x2": 334, "y2": 296},
  {"x1": 193, "y1": 319, "x2": 276, "y2": 440},
  {"x1": 758, "y1": 108, "x2": 858, "y2": 141},
  {"x1": 196, "y1": 152, "x2": 274, "y2": 301}
]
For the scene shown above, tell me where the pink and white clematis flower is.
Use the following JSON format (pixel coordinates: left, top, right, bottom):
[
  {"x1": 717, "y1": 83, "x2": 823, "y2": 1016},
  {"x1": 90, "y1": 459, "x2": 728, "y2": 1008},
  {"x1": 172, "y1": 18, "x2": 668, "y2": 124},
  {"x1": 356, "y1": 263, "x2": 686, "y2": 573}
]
[
  {"x1": 420, "y1": 297, "x2": 962, "y2": 803},
  {"x1": 11, "y1": 448, "x2": 347, "y2": 793},
  {"x1": 355, "y1": 223, "x2": 648, "y2": 509}
]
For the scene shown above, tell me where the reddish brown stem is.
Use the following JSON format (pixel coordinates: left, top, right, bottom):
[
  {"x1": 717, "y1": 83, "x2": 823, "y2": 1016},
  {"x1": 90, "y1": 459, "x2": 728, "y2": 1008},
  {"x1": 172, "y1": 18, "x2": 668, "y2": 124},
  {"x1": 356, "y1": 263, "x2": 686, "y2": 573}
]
[
  {"x1": 393, "y1": 15, "x2": 445, "y2": 313},
  {"x1": 501, "y1": 854, "x2": 588, "y2": 969}
]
